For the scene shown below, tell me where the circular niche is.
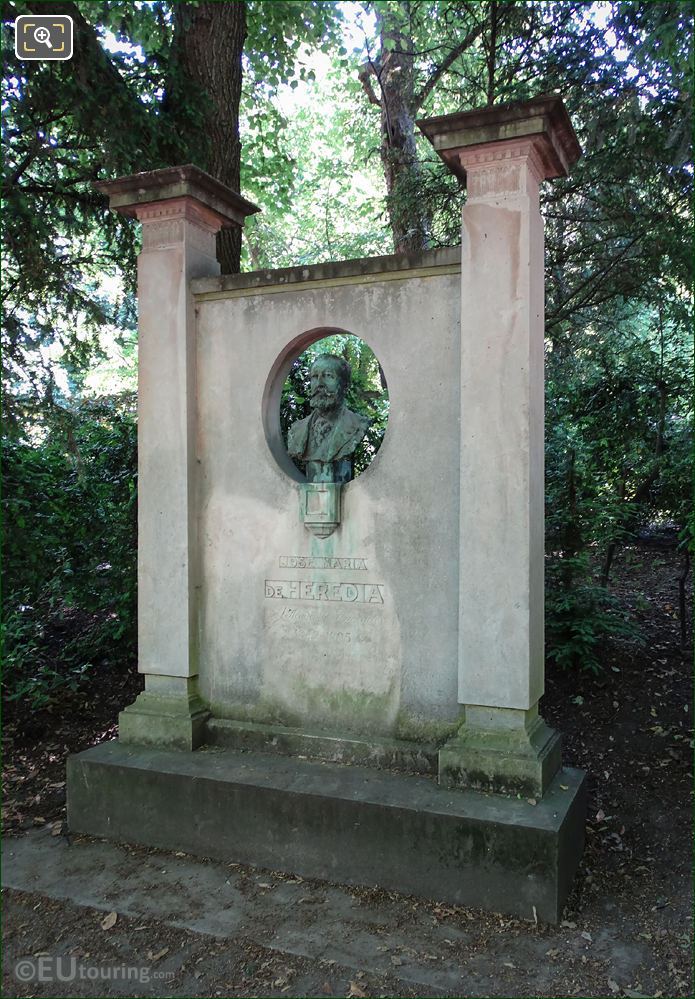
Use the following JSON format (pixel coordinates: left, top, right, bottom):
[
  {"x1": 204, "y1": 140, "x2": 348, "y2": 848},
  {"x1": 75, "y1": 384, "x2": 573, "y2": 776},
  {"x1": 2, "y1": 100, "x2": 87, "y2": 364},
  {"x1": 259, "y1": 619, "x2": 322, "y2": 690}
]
[{"x1": 263, "y1": 330, "x2": 389, "y2": 483}]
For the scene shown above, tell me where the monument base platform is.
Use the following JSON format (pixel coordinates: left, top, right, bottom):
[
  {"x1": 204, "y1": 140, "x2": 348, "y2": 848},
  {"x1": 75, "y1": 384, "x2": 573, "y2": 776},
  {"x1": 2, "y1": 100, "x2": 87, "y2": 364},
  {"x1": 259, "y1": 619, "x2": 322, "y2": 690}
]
[{"x1": 67, "y1": 741, "x2": 586, "y2": 924}]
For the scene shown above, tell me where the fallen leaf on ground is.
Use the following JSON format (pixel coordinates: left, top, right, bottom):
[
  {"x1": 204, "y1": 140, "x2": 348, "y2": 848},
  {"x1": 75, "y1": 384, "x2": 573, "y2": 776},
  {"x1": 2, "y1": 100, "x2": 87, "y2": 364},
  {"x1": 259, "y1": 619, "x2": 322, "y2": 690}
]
[
  {"x1": 348, "y1": 982, "x2": 368, "y2": 998},
  {"x1": 101, "y1": 911, "x2": 117, "y2": 930},
  {"x1": 148, "y1": 947, "x2": 169, "y2": 962}
]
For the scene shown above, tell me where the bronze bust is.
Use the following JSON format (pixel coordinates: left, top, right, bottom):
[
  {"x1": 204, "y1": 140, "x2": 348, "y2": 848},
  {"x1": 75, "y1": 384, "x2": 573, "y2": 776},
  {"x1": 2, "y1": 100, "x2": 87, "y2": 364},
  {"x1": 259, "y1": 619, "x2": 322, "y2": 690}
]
[{"x1": 287, "y1": 354, "x2": 370, "y2": 483}]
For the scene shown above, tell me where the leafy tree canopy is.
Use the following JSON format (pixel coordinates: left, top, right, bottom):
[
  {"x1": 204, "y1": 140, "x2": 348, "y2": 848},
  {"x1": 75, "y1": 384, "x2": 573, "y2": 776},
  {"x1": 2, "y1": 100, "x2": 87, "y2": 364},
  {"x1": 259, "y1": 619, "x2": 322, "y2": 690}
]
[{"x1": 2, "y1": 0, "x2": 342, "y2": 426}]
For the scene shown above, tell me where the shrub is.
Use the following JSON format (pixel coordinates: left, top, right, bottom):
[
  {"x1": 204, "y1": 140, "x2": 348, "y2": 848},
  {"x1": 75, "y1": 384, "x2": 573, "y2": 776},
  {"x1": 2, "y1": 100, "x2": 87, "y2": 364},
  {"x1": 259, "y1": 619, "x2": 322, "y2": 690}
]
[{"x1": 2, "y1": 398, "x2": 137, "y2": 709}]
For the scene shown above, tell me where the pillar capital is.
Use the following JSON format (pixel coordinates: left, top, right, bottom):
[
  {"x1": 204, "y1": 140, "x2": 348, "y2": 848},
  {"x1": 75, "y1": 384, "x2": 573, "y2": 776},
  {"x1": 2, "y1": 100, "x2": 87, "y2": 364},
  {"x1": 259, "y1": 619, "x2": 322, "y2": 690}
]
[
  {"x1": 96, "y1": 163, "x2": 260, "y2": 231},
  {"x1": 417, "y1": 94, "x2": 581, "y2": 197}
]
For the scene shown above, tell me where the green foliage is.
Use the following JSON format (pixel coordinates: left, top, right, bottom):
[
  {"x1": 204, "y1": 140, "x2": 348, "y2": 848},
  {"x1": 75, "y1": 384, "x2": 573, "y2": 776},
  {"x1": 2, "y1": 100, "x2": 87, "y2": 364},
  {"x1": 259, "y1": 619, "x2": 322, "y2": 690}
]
[
  {"x1": 241, "y1": 51, "x2": 392, "y2": 268},
  {"x1": 2, "y1": 0, "x2": 164, "y2": 421},
  {"x1": 2, "y1": 398, "x2": 137, "y2": 708},
  {"x1": 544, "y1": 297, "x2": 692, "y2": 669},
  {"x1": 1, "y1": 0, "x2": 343, "y2": 415},
  {"x1": 545, "y1": 557, "x2": 641, "y2": 674},
  {"x1": 280, "y1": 334, "x2": 389, "y2": 477}
]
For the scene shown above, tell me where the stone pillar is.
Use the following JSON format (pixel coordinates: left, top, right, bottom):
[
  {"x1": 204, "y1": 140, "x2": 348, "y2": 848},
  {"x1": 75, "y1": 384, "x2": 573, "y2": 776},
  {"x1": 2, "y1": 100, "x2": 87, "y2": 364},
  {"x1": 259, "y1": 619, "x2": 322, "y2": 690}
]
[
  {"x1": 96, "y1": 166, "x2": 259, "y2": 749},
  {"x1": 418, "y1": 98, "x2": 581, "y2": 796}
]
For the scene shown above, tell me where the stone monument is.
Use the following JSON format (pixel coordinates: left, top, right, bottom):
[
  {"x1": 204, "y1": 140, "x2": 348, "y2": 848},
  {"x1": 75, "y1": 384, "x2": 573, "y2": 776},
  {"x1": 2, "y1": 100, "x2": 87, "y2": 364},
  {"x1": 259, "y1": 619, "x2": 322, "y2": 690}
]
[{"x1": 67, "y1": 96, "x2": 587, "y2": 923}]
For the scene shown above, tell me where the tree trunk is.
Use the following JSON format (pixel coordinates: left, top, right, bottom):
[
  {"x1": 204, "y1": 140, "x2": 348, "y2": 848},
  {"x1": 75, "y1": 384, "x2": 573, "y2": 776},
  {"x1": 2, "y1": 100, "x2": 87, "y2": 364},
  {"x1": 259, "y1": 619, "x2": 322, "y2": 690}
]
[
  {"x1": 373, "y1": 5, "x2": 429, "y2": 254},
  {"x1": 357, "y1": 2, "x2": 499, "y2": 255},
  {"x1": 167, "y1": 2, "x2": 247, "y2": 273},
  {"x1": 485, "y1": 0, "x2": 499, "y2": 105},
  {"x1": 561, "y1": 449, "x2": 582, "y2": 592}
]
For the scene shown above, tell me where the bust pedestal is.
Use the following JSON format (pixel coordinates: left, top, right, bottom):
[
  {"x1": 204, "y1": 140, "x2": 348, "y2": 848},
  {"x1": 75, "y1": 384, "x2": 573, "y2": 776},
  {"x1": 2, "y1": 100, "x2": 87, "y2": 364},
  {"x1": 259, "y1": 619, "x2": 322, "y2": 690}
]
[{"x1": 300, "y1": 482, "x2": 342, "y2": 538}]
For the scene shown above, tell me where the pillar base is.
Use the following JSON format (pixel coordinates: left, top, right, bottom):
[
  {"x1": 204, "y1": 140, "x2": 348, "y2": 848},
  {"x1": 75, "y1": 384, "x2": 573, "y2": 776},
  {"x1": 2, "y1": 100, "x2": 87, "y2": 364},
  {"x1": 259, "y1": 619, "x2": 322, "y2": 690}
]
[
  {"x1": 67, "y1": 741, "x2": 587, "y2": 924},
  {"x1": 119, "y1": 688, "x2": 209, "y2": 751},
  {"x1": 438, "y1": 706, "x2": 562, "y2": 797}
]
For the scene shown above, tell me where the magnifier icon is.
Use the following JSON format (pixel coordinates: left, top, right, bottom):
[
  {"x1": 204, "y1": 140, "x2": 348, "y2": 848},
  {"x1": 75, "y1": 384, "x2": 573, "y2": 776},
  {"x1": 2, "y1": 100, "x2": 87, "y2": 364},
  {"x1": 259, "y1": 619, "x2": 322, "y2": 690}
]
[{"x1": 33, "y1": 26, "x2": 52, "y2": 47}]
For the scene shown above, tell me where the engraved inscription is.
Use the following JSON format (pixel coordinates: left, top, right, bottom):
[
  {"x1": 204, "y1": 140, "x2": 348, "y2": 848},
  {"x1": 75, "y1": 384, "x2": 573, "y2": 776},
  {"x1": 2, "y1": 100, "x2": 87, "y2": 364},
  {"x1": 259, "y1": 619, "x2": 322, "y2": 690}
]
[
  {"x1": 265, "y1": 605, "x2": 382, "y2": 648},
  {"x1": 278, "y1": 555, "x2": 368, "y2": 570},
  {"x1": 265, "y1": 579, "x2": 384, "y2": 604},
  {"x1": 269, "y1": 606, "x2": 383, "y2": 629}
]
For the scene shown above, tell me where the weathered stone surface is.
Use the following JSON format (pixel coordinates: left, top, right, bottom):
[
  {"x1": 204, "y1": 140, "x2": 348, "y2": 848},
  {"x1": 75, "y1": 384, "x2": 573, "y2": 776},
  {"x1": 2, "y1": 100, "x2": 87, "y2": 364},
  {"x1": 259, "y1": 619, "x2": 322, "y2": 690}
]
[
  {"x1": 415, "y1": 99, "x2": 580, "y2": 794},
  {"x1": 205, "y1": 717, "x2": 439, "y2": 774},
  {"x1": 100, "y1": 167, "x2": 257, "y2": 735},
  {"x1": 67, "y1": 741, "x2": 587, "y2": 923},
  {"x1": 119, "y1": 690, "x2": 209, "y2": 751},
  {"x1": 194, "y1": 256, "x2": 462, "y2": 736},
  {"x1": 416, "y1": 95, "x2": 581, "y2": 181},
  {"x1": 191, "y1": 245, "x2": 461, "y2": 296},
  {"x1": 438, "y1": 706, "x2": 562, "y2": 797},
  {"x1": 96, "y1": 164, "x2": 259, "y2": 228}
]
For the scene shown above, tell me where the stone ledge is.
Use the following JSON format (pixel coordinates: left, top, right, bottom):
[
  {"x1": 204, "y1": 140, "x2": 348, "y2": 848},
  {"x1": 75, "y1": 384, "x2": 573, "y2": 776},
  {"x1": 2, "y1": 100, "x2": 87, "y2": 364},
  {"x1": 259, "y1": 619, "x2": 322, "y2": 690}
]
[
  {"x1": 67, "y1": 742, "x2": 587, "y2": 923},
  {"x1": 190, "y1": 245, "x2": 462, "y2": 296},
  {"x1": 205, "y1": 717, "x2": 439, "y2": 775}
]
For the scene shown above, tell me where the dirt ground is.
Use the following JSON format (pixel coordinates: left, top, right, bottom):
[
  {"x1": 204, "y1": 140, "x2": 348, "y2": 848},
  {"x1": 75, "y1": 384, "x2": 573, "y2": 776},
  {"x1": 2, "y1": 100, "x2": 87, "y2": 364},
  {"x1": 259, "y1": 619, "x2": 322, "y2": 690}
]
[{"x1": 2, "y1": 542, "x2": 693, "y2": 998}]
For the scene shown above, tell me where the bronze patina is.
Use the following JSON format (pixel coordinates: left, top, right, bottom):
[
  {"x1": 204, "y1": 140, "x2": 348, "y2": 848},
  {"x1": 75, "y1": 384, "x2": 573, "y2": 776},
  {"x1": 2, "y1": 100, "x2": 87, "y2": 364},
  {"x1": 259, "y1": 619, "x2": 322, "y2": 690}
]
[{"x1": 287, "y1": 354, "x2": 370, "y2": 483}]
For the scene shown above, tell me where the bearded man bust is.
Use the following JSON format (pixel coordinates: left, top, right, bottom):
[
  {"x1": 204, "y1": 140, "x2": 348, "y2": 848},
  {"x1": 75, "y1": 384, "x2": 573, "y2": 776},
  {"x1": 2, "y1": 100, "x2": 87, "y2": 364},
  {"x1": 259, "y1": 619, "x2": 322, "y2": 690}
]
[{"x1": 287, "y1": 353, "x2": 371, "y2": 484}]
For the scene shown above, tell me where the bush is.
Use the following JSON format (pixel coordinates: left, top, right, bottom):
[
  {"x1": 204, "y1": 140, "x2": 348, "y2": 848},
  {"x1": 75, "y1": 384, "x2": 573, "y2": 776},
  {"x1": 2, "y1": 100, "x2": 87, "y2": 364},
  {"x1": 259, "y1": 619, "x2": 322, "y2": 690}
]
[
  {"x1": 545, "y1": 555, "x2": 641, "y2": 673},
  {"x1": 2, "y1": 398, "x2": 137, "y2": 709}
]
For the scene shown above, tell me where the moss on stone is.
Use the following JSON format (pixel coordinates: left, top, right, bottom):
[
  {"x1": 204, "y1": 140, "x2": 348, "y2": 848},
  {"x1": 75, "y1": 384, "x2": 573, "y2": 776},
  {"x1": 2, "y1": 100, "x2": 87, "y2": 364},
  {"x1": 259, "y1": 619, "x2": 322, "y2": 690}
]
[{"x1": 393, "y1": 711, "x2": 461, "y2": 746}]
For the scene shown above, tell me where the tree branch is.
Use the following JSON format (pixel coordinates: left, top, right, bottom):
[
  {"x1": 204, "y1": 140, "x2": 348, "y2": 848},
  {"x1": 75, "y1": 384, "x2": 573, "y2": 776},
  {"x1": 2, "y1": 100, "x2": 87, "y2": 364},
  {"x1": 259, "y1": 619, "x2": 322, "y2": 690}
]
[
  {"x1": 357, "y1": 62, "x2": 382, "y2": 108},
  {"x1": 9, "y1": 135, "x2": 45, "y2": 185},
  {"x1": 415, "y1": 20, "x2": 486, "y2": 110},
  {"x1": 21, "y1": 0, "x2": 150, "y2": 148}
]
